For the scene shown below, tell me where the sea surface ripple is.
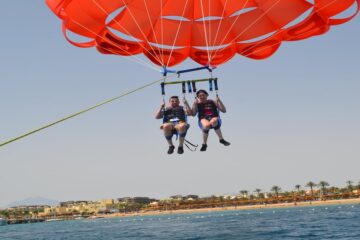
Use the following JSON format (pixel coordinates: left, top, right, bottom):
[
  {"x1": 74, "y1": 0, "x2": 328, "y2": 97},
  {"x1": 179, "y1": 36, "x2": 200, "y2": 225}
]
[{"x1": 1, "y1": 204, "x2": 360, "y2": 240}]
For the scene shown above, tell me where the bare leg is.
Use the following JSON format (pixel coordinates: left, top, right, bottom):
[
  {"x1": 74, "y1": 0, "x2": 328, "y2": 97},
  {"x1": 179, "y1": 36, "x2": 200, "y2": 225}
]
[
  {"x1": 210, "y1": 118, "x2": 230, "y2": 146},
  {"x1": 163, "y1": 123, "x2": 174, "y2": 146},
  {"x1": 210, "y1": 118, "x2": 224, "y2": 140},
  {"x1": 175, "y1": 123, "x2": 187, "y2": 147},
  {"x1": 200, "y1": 119, "x2": 211, "y2": 144},
  {"x1": 200, "y1": 119, "x2": 211, "y2": 151},
  {"x1": 175, "y1": 123, "x2": 187, "y2": 154}
]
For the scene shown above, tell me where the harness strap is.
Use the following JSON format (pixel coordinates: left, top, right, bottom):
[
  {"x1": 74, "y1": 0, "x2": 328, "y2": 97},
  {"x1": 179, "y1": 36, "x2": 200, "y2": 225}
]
[{"x1": 184, "y1": 139, "x2": 198, "y2": 151}]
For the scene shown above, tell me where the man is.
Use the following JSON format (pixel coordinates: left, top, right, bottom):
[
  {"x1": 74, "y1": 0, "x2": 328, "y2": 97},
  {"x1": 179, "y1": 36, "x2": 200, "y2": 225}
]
[
  {"x1": 155, "y1": 96, "x2": 192, "y2": 154},
  {"x1": 192, "y1": 89, "x2": 230, "y2": 151}
]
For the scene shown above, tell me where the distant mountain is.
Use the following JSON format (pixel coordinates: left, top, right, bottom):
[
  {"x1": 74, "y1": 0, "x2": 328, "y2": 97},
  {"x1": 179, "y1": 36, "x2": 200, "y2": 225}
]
[{"x1": 5, "y1": 197, "x2": 59, "y2": 208}]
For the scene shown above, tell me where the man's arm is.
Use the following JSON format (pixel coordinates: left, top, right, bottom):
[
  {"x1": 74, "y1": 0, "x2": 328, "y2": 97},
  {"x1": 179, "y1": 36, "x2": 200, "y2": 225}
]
[
  {"x1": 183, "y1": 97, "x2": 192, "y2": 116},
  {"x1": 155, "y1": 102, "x2": 165, "y2": 119}
]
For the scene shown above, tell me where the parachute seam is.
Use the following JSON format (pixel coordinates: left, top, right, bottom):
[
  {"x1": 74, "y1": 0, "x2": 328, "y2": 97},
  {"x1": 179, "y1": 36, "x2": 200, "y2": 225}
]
[
  {"x1": 213, "y1": 0, "x2": 282, "y2": 59},
  {"x1": 143, "y1": 0, "x2": 163, "y2": 62},
  {"x1": 210, "y1": 0, "x2": 230, "y2": 61},
  {"x1": 238, "y1": 0, "x2": 354, "y2": 58},
  {"x1": 69, "y1": 19, "x2": 159, "y2": 71},
  {"x1": 166, "y1": 0, "x2": 190, "y2": 67},
  {"x1": 161, "y1": 0, "x2": 164, "y2": 66},
  {"x1": 199, "y1": 0, "x2": 211, "y2": 63},
  {"x1": 93, "y1": 0, "x2": 165, "y2": 66}
]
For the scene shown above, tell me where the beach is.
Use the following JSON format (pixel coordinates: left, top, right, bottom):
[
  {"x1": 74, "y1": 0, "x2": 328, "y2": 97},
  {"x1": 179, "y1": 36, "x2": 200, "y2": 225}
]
[{"x1": 99, "y1": 198, "x2": 360, "y2": 219}]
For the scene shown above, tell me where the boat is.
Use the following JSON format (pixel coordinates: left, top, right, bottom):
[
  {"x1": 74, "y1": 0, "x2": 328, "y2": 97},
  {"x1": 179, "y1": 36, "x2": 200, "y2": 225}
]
[
  {"x1": 87, "y1": 215, "x2": 104, "y2": 219},
  {"x1": 0, "y1": 218, "x2": 7, "y2": 226},
  {"x1": 45, "y1": 218, "x2": 63, "y2": 222}
]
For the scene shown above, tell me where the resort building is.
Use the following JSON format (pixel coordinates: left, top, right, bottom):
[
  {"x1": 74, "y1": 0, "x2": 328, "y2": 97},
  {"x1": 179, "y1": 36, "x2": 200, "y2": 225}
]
[{"x1": 118, "y1": 197, "x2": 154, "y2": 204}]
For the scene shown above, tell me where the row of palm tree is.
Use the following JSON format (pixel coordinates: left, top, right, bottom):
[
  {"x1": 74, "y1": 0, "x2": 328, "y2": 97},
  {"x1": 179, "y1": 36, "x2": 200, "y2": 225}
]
[{"x1": 240, "y1": 180, "x2": 360, "y2": 199}]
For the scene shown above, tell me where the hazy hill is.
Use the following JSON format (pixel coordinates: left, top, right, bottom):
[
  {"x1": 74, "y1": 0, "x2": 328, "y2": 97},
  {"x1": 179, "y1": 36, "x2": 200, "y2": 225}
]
[{"x1": 4, "y1": 197, "x2": 59, "y2": 208}]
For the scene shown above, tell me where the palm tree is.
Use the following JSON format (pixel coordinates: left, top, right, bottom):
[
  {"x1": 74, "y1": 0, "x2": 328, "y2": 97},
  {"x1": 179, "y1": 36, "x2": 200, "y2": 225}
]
[
  {"x1": 295, "y1": 185, "x2": 301, "y2": 194},
  {"x1": 328, "y1": 186, "x2": 338, "y2": 194},
  {"x1": 347, "y1": 180, "x2": 353, "y2": 192},
  {"x1": 271, "y1": 186, "x2": 281, "y2": 198},
  {"x1": 318, "y1": 181, "x2": 330, "y2": 195},
  {"x1": 255, "y1": 189, "x2": 262, "y2": 198},
  {"x1": 240, "y1": 190, "x2": 248, "y2": 198},
  {"x1": 306, "y1": 181, "x2": 316, "y2": 197}
]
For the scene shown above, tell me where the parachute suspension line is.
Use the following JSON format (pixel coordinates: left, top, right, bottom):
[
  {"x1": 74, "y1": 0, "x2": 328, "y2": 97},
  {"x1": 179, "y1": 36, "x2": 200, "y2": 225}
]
[
  {"x1": 208, "y1": 0, "x2": 247, "y2": 61},
  {"x1": 70, "y1": 19, "x2": 159, "y2": 72},
  {"x1": 210, "y1": 0, "x2": 229, "y2": 61},
  {"x1": 238, "y1": 0, "x2": 351, "y2": 59},
  {"x1": 208, "y1": 0, "x2": 212, "y2": 62},
  {"x1": 166, "y1": 0, "x2": 190, "y2": 67},
  {"x1": 0, "y1": 74, "x2": 176, "y2": 148},
  {"x1": 93, "y1": 0, "x2": 165, "y2": 66},
  {"x1": 200, "y1": 0, "x2": 211, "y2": 64},
  {"x1": 212, "y1": 0, "x2": 276, "y2": 58},
  {"x1": 143, "y1": 0, "x2": 162, "y2": 62},
  {"x1": 160, "y1": 0, "x2": 164, "y2": 66},
  {"x1": 96, "y1": 45, "x2": 158, "y2": 72}
]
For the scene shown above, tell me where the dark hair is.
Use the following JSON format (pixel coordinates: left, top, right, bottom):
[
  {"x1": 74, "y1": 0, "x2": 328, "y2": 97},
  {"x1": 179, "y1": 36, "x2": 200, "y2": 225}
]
[
  {"x1": 169, "y1": 96, "x2": 179, "y2": 101},
  {"x1": 196, "y1": 89, "x2": 209, "y2": 97}
]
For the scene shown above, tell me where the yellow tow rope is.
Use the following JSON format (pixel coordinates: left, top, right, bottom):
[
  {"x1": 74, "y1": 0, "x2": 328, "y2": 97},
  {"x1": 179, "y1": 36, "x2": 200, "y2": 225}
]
[{"x1": 0, "y1": 75, "x2": 172, "y2": 148}]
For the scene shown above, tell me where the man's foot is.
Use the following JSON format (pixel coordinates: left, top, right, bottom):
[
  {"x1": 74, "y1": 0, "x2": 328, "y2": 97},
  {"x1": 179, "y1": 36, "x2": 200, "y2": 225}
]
[
  {"x1": 200, "y1": 144, "x2": 207, "y2": 151},
  {"x1": 177, "y1": 146, "x2": 184, "y2": 154},
  {"x1": 167, "y1": 145, "x2": 175, "y2": 154},
  {"x1": 220, "y1": 139, "x2": 231, "y2": 146}
]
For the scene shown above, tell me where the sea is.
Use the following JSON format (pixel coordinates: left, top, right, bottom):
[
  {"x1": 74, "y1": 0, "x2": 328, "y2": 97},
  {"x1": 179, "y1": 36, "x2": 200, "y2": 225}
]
[{"x1": 1, "y1": 204, "x2": 360, "y2": 240}]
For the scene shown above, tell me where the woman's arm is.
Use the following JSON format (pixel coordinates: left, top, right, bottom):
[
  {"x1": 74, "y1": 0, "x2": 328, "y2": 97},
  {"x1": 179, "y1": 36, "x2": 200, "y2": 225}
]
[
  {"x1": 215, "y1": 96, "x2": 226, "y2": 113},
  {"x1": 191, "y1": 100, "x2": 198, "y2": 116},
  {"x1": 183, "y1": 97, "x2": 192, "y2": 116}
]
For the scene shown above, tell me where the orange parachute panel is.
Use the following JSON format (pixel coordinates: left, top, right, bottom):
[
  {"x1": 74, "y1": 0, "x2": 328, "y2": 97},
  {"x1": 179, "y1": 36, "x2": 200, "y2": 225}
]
[{"x1": 46, "y1": 0, "x2": 359, "y2": 67}]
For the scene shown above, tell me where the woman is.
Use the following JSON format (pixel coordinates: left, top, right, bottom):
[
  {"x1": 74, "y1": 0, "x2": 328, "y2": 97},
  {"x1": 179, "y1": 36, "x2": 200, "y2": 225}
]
[{"x1": 192, "y1": 90, "x2": 230, "y2": 151}]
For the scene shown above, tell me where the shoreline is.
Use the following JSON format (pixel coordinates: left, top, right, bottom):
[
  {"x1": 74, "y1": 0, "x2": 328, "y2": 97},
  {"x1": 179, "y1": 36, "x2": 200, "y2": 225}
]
[{"x1": 99, "y1": 198, "x2": 360, "y2": 219}]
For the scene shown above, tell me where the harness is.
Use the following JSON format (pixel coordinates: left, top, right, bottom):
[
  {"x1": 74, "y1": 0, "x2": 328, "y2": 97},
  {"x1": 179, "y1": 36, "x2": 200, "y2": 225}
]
[
  {"x1": 197, "y1": 100, "x2": 219, "y2": 121},
  {"x1": 162, "y1": 106, "x2": 187, "y2": 124}
]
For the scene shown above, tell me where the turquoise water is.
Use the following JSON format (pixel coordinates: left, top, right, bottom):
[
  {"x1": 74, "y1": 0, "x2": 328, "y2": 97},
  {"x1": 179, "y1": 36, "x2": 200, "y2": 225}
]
[{"x1": 1, "y1": 204, "x2": 360, "y2": 239}]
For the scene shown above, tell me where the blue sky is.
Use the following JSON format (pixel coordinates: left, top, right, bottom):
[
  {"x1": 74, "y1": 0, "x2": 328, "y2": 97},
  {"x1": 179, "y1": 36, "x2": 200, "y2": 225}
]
[{"x1": 0, "y1": 1, "x2": 359, "y2": 207}]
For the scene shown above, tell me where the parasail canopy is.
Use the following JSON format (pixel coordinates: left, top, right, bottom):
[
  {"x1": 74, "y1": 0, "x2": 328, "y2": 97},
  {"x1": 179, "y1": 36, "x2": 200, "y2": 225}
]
[{"x1": 46, "y1": 0, "x2": 359, "y2": 67}]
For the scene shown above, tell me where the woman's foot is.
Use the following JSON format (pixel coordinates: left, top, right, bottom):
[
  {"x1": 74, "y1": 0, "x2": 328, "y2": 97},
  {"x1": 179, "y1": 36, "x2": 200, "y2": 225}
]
[
  {"x1": 200, "y1": 144, "x2": 207, "y2": 151},
  {"x1": 219, "y1": 139, "x2": 230, "y2": 146},
  {"x1": 167, "y1": 145, "x2": 175, "y2": 154},
  {"x1": 177, "y1": 146, "x2": 184, "y2": 154}
]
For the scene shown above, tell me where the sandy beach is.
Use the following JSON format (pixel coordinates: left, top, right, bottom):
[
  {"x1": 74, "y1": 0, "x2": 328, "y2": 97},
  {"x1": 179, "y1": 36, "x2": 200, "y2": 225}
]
[{"x1": 98, "y1": 198, "x2": 360, "y2": 219}]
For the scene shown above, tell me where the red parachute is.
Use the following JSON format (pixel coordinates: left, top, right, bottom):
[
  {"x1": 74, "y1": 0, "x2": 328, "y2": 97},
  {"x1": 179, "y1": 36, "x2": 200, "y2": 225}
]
[{"x1": 47, "y1": 0, "x2": 359, "y2": 67}]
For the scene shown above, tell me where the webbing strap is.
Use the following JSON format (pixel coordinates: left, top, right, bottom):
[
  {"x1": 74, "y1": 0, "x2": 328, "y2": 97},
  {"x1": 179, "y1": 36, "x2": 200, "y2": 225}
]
[{"x1": 184, "y1": 139, "x2": 198, "y2": 151}]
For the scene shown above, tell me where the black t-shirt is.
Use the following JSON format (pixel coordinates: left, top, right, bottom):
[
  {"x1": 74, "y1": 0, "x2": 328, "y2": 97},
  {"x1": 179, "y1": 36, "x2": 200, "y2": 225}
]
[{"x1": 197, "y1": 100, "x2": 219, "y2": 120}]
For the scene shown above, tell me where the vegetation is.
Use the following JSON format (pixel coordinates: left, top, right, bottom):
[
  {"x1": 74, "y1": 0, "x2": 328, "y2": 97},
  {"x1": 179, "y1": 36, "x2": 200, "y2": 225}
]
[{"x1": 1, "y1": 180, "x2": 359, "y2": 222}]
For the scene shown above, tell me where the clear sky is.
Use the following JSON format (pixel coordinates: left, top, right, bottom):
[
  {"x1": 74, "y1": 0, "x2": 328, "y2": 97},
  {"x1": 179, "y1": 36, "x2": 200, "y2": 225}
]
[{"x1": 0, "y1": 1, "x2": 359, "y2": 207}]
